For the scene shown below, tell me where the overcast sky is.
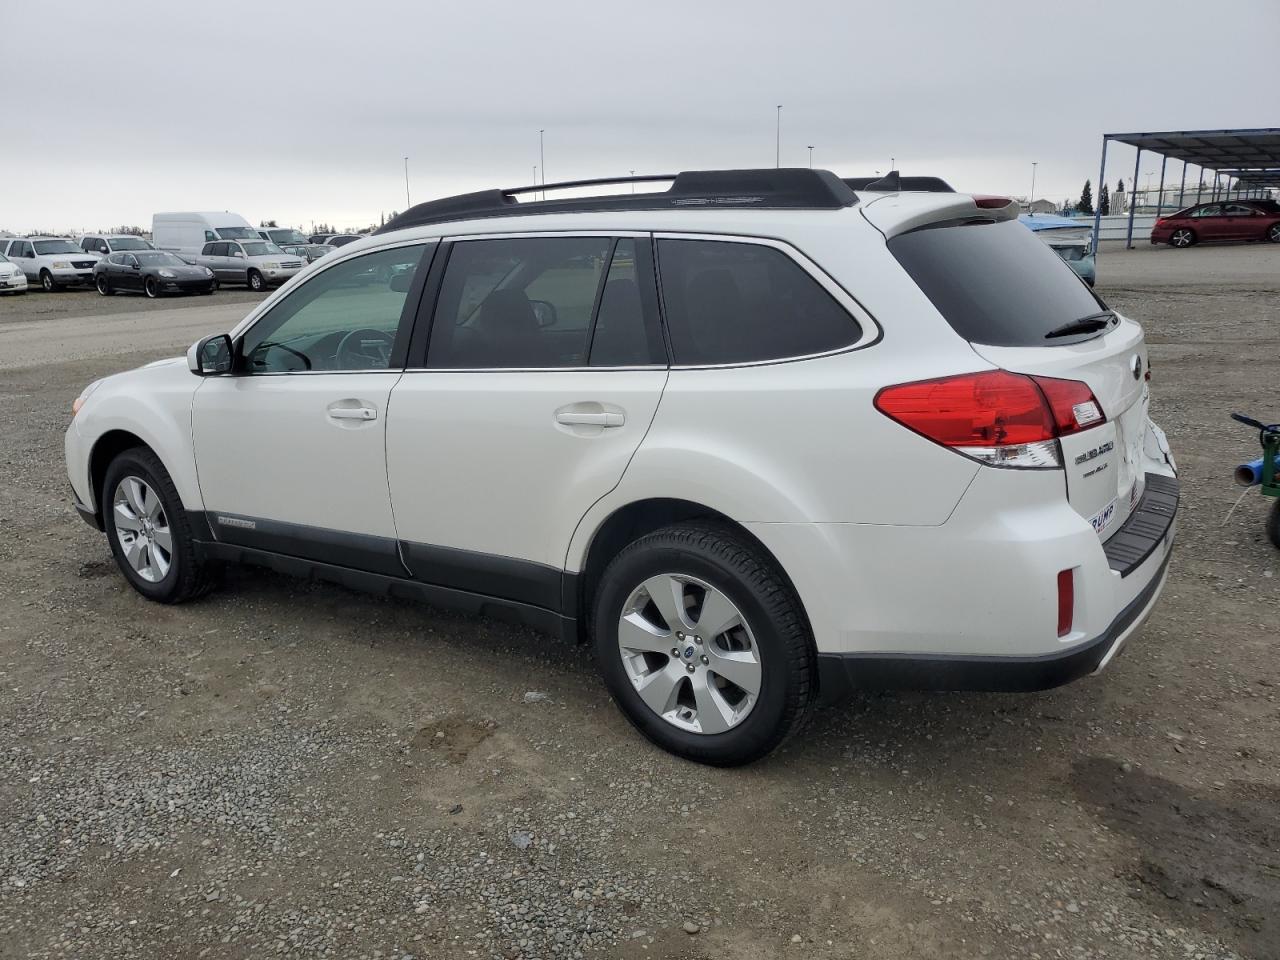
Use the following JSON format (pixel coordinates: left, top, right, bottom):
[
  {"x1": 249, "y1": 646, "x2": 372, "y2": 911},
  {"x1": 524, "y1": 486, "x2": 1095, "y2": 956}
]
[{"x1": 3, "y1": 0, "x2": 1276, "y2": 234}]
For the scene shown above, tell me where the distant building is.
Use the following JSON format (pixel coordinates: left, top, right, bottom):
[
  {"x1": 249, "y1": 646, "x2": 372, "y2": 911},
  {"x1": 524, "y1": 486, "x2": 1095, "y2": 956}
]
[{"x1": 1022, "y1": 198, "x2": 1058, "y2": 214}]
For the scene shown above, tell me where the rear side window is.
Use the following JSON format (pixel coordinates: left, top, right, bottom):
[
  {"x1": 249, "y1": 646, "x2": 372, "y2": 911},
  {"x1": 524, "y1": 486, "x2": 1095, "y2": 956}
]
[
  {"x1": 887, "y1": 219, "x2": 1105, "y2": 347},
  {"x1": 656, "y1": 239, "x2": 859, "y2": 365}
]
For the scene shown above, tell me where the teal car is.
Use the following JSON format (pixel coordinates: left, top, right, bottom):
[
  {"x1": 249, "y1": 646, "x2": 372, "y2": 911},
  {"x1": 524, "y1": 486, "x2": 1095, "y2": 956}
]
[{"x1": 1019, "y1": 214, "x2": 1095, "y2": 287}]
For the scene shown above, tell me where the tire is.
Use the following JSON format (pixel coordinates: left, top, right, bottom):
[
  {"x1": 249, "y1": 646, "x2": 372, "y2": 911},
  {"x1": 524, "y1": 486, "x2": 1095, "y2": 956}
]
[
  {"x1": 101, "y1": 447, "x2": 216, "y2": 604},
  {"x1": 1170, "y1": 228, "x2": 1196, "y2": 248},
  {"x1": 95, "y1": 274, "x2": 111, "y2": 296},
  {"x1": 204, "y1": 279, "x2": 218, "y2": 295},
  {"x1": 1268, "y1": 499, "x2": 1280, "y2": 550},
  {"x1": 40, "y1": 269, "x2": 57, "y2": 292},
  {"x1": 144, "y1": 277, "x2": 159, "y2": 299},
  {"x1": 593, "y1": 522, "x2": 814, "y2": 766},
  {"x1": 1267, "y1": 222, "x2": 1280, "y2": 244},
  {"x1": 247, "y1": 269, "x2": 264, "y2": 291}
]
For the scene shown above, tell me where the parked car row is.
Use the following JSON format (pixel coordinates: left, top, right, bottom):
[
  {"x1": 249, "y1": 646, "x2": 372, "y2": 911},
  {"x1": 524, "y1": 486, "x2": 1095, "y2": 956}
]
[{"x1": 0, "y1": 212, "x2": 367, "y2": 297}]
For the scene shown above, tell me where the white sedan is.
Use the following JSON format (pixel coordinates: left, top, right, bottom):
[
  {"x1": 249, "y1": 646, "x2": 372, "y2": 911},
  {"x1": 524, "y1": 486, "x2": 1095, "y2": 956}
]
[{"x1": 0, "y1": 252, "x2": 27, "y2": 294}]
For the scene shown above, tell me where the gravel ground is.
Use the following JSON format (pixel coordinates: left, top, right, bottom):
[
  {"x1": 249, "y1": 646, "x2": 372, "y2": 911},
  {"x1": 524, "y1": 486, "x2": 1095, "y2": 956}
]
[{"x1": 0, "y1": 243, "x2": 1277, "y2": 960}]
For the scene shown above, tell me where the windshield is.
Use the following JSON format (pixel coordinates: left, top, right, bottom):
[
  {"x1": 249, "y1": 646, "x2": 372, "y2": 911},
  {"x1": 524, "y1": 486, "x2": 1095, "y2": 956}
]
[
  {"x1": 241, "y1": 242, "x2": 284, "y2": 257},
  {"x1": 137, "y1": 252, "x2": 186, "y2": 266},
  {"x1": 216, "y1": 226, "x2": 259, "y2": 240},
  {"x1": 111, "y1": 237, "x2": 152, "y2": 250},
  {"x1": 888, "y1": 218, "x2": 1106, "y2": 347},
  {"x1": 33, "y1": 240, "x2": 81, "y2": 255},
  {"x1": 268, "y1": 229, "x2": 308, "y2": 244},
  {"x1": 0, "y1": 253, "x2": 8, "y2": 264}
]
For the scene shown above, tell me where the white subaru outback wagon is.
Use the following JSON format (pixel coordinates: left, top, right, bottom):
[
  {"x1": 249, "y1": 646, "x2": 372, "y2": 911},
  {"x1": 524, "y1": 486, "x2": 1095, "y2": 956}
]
[{"x1": 66, "y1": 169, "x2": 1178, "y2": 765}]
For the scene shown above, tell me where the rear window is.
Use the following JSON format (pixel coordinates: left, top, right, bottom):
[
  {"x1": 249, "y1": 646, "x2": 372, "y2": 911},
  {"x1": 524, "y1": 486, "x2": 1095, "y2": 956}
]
[{"x1": 887, "y1": 219, "x2": 1105, "y2": 347}]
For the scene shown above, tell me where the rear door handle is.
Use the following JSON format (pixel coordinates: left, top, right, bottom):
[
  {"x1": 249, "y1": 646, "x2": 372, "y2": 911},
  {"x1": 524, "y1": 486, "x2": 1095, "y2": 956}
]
[
  {"x1": 327, "y1": 403, "x2": 377, "y2": 421},
  {"x1": 556, "y1": 411, "x2": 624, "y2": 427}
]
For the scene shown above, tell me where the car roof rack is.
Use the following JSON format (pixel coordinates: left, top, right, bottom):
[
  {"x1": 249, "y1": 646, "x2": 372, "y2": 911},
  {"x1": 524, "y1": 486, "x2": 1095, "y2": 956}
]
[
  {"x1": 376, "y1": 168, "x2": 858, "y2": 234},
  {"x1": 843, "y1": 172, "x2": 955, "y2": 193}
]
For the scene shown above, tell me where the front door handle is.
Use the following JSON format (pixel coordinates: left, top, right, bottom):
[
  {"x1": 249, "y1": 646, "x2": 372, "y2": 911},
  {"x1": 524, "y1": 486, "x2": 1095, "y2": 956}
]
[
  {"x1": 327, "y1": 403, "x2": 377, "y2": 421},
  {"x1": 556, "y1": 410, "x2": 624, "y2": 427}
]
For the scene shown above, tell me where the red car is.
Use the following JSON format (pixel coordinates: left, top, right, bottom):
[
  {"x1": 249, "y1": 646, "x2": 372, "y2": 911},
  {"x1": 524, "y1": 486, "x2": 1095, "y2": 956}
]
[{"x1": 1151, "y1": 199, "x2": 1280, "y2": 248}]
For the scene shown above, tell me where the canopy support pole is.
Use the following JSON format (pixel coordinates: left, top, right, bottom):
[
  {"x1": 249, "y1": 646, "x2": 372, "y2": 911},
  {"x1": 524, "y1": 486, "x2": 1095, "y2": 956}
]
[
  {"x1": 1177, "y1": 162, "x2": 1187, "y2": 208},
  {"x1": 1092, "y1": 136, "x2": 1108, "y2": 259},
  {"x1": 1155, "y1": 156, "x2": 1167, "y2": 217},
  {"x1": 1125, "y1": 147, "x2": 1141, "y2": 249}
]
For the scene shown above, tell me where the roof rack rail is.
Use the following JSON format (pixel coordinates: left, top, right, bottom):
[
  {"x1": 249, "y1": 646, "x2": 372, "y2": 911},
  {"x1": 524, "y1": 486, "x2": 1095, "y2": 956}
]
[
  {"x1": 843, "y1": 172, "x2": 955, "y2": 193},
  {"x1": 376, "y1": 168, "x2": 858, "y2": 234}
]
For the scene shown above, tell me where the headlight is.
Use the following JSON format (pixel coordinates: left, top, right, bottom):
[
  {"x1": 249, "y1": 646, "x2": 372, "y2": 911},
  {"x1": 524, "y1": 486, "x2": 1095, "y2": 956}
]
[
  {"x1": 262, "y1": 262, "x2": 280, "y2": 269},
  {"x1": 158, "y1": 269, "x2": 176, "y2": 278},
  {"x1": 51, "y1": 261, "x2": 71, "y2": 269},
  {"x1": 72, "y1": 378, "x2": 106, "y2": 418},
  {"x1": 204, "y1": 267, "x2": 214, "y2": 277}
]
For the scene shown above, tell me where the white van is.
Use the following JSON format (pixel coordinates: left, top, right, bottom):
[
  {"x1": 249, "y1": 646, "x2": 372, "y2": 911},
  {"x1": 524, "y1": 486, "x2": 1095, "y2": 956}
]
[{"x1": 152, "y1": 212, "x2": 259, "y2": 254}]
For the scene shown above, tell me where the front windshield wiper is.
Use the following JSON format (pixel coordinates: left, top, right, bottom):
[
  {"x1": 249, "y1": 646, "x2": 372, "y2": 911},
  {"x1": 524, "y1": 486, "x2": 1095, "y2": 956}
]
[{"x1": 1044, "y1": 310, "x2": 1116, "y2": 340}]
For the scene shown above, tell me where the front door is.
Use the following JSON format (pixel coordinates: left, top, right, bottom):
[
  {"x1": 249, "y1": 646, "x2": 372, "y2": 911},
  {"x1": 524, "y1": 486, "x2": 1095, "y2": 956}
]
[
  {"x1": 119, "y1": 254, "x2": 143, "y2": 291},
  {"x1": 386, "y1": 234, "x2": 668, "y2": 610},
  {"x1": 191, "y1": 241, "x2": 436, "y2": 574}
]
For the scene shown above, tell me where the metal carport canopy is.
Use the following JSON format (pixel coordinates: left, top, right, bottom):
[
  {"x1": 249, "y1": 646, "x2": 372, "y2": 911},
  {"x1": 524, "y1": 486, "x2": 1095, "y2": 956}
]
[{"x1": 1093, "y1": 127, "x2": 1280, "y2": 253}]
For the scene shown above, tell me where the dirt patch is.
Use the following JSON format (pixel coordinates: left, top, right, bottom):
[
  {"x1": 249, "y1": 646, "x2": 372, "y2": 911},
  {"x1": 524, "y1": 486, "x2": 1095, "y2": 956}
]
[
  {"x1": 1072, "y1": 757, "x2": 1280, "y2": 959},
  {"x1": 411, "y1": 716, "x2": 497, "y2": 764}
]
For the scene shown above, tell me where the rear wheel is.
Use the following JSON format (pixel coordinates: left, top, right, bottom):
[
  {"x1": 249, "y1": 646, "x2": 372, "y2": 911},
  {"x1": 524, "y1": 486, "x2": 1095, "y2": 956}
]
[
  {"x1": 593, "y1": 523, "x2": 814, "y2": 766},
  {"x1": 1267, "y1": 223, "x2": 1280, "y2": 244},
  {"x1": 247, "y1": 269, "x2": 264, "y2": 291},
  {"x1": 40, "y1": 269, "x2": 57, "y2": 292},
  {"x1": 1170, "y1": 228, "x2": 1196, "y2": 248},
  {"x1": 102, "y1": 448, "x2": 216, "y2": 603},
  {"x1": 95, "y1": 274, "x2": 111, "y2": 296},
  {"x1": 144, "y1": 277, "x2": 159, "y2": 298}
]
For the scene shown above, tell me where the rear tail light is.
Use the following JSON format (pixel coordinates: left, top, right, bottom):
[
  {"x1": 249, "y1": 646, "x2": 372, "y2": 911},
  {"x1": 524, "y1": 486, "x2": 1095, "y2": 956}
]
[
  {"x1": 972, "y1": 195, "x2": 1014, "y2": 209},
  {"x1": 1057, "y1": 568, "x2": 1074, "y2": 637},
  {"x1": 874, "y1": 370, "x2": 1106, "y2": 469}
]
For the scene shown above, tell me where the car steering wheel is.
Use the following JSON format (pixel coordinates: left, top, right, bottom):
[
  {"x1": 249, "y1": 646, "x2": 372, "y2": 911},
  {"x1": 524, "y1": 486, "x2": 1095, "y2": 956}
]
[{"x1": 336, "y1": 328, "x2": 395, "y2": 369}]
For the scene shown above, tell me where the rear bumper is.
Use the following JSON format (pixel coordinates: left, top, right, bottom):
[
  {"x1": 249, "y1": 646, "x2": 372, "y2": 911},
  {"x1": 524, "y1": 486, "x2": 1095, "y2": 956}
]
[{"x1": 816, "y1": 547, "x2": 1171, "y2": 700}]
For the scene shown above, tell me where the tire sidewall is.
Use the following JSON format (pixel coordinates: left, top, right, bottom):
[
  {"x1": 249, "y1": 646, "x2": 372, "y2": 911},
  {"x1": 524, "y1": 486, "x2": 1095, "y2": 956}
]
[
  {"x1": 594, "y1": 537, "x2": 801, "y2": 764},
  {"x1": 248, "y1": 269, "x2": 263, "y2": 291},
  {"x1": 1171, "y1": 229, "x2": 1195, "y2": 248},
  {"x1": 144, "y1": 277, "x2": 158, "y2": 298},
  {"x1": 102, "y1": 451, "x2": 190, "y2": 603},
  {"x1": 40, "y1": 270, "x2": 55, "y2": 292},
  {"x1": 96, "y1": 274, "x2": 110, "y2": 295},
  {"x1": 1268, "y1": 223, "x2": 1280, "y2": 243}
]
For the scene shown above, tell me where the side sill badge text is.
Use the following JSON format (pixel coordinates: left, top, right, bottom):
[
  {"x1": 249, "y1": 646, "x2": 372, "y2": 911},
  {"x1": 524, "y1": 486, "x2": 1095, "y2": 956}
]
[{"x1": 216, "y1": 515, "x2": 257, "y2": 530}]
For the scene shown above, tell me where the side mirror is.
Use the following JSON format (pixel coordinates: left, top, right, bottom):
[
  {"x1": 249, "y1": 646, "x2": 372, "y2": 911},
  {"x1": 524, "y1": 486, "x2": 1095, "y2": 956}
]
[
  {"x1": 389, "y1": 272, "x2": 414, "y2": 293},
  {"x1": 131, "y1": 262, "x2": 141, "y2": 270},
  {"x1": 233, "y1": 251, "x2": 246, "y2": 259},
  {"x1": 187, "y1": 333, "x2": 234, "y2": 376},
  {"x1": 530, "y1": 299, "x2": 558, "y2": 328}
]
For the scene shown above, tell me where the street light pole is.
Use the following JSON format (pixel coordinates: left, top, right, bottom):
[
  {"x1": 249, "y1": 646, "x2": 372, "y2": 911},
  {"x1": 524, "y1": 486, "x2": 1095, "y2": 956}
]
[
  {"x1": 1030, "y1": 162, "x2": 1037, "y2": 207},
  {"x1": 630, "y1": 170, "x2": 635, "y2": 193},
  {"x1": 808, "y1": 145, "x2": 814, "y2": 168},
  {"x1": 775, "y1": 105, "x2": 782, "y2": 168},
  {"x1": 539, "y1": 129, "x2": 545, "y2": 200},
  {"x1": 403, "y1": 156, "x2": 411, "y2": 209}
]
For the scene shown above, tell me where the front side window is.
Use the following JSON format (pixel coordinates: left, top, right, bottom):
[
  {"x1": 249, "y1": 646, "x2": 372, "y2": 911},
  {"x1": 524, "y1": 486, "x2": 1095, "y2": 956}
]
[
  {"x1": 240, "y1": 243, "x2": 430, "y2": 373},
  {"x1": 107, "y1": 253, "x2": 124, "y2": 265},
  {"x1": 81, "y1": 237, "x2": 98, "y2": 252},
  {"x1": 428, "y1": 236, "x2": 612, "y2": 368},
  {"x1": 657, "y1": 239, "x2": 860, "y2": 365},
  {"x1": 204, "y1": 230, "x2": 217, "y2": 242}
]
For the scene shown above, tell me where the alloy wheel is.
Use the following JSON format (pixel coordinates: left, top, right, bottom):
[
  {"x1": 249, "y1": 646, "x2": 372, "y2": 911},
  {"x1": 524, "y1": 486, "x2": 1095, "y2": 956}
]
[
  {"x1": 1172, "y1": 229, "x2": 1193, "y2": 248},
  {"x1": 617, "y1": 573, "x2": 762, "y2": 735},
  {"x1": 112, "y1": 476, "x2": 172, "y2": 583},
  {"x1": 1269, "y1": 223, "x2": 1280, "y2": 243}
]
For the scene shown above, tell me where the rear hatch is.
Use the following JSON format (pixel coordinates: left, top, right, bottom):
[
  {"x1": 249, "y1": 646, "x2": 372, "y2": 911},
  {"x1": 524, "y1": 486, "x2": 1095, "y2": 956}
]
[{"x1": 885, "y1": 214, "x2": 1148, "y2": 540}]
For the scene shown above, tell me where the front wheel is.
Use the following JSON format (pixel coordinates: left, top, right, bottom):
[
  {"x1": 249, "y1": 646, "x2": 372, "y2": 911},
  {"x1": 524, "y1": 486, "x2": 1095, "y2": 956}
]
[
  {"x1": 1267, "y1": 223, "x2": 1280, "y2": 244},
  {"x1": 144, "y1": 277, "x2": 159, "y2": 298},
  {"x1": 40, "y1": 270, "x2": 57, "y2": 292},
  {"x1": 593, "y1": 523, "x2": 814, "y2": 766},
  {"x1": 1170, "y1": 228, "x2": 1196, "y2": 248},
  {"x1": 95, "y1": 274, "x2": 111, "y2": 296},
  {"x1": 247, "y1": 269, "x2": 264, "y2": 291},
  {"x1": 102, "y1": 448, "x2": 217, "y2": 604}
]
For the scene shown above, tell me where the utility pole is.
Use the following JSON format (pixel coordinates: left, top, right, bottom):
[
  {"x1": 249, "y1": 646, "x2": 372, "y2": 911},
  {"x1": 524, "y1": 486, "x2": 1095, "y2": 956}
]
[
  {"x1": 539, "y1": 129, "x2": 545, "y2": 200},
  {"x1": 808, "y1": 145, "x2": 814, "y2": 168},
  {"x1": 403, "y1": 156, "x2": 411, "y2": 208},
  {"x1": 630, "y1": 170, "x2": 635, "y2": 193},
  {"x1": 775, "y1": 105, "x2": 782, "y2": 167}
]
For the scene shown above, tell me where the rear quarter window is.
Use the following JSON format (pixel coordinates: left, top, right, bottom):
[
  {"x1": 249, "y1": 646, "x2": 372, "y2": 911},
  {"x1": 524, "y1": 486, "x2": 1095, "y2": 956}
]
[
  {"x1": 656, "y1": 238, "x2": 860, "y2": 365},
  {"x1": 887, "y1": 219, "x2": 1106, "y2": 347}
]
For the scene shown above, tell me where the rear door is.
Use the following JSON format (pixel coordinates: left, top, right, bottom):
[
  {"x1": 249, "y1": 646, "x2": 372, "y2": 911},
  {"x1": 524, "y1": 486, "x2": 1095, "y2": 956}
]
[
  {"x1": 887, "y1": 217, "x2": 1159, "y2": 542},
  {"x1": 8, "y1": 240, "x2": 35, "y2": 279},
  {"x1": 1221, "y1": 203, "x2": 1259, "y2": 240},
  {"x1": 385, "y1": 233, "x2": 668, "y2": 608},
  {"x1": 1190, "y1": 203, "x2": 1228, "y2": 240}
]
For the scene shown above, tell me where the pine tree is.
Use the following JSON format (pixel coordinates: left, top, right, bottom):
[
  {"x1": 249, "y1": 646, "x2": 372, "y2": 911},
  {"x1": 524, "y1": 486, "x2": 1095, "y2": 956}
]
[
  {"x1": 1099, "y1": 183, "x2": 1111, "y2": 216},
  {"x1": 1078, "y1": 180, "x2": 1094, "y2": 216}
]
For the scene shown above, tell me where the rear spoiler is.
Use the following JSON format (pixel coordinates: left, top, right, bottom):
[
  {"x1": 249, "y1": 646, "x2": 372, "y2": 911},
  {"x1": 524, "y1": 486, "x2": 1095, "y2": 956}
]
[
  {"x1": 859, "y1": 192, "x2": 1020, "y2": 239},
  {"x1": 843, "y1": 172, "x2": 956, "y2": 193}
]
